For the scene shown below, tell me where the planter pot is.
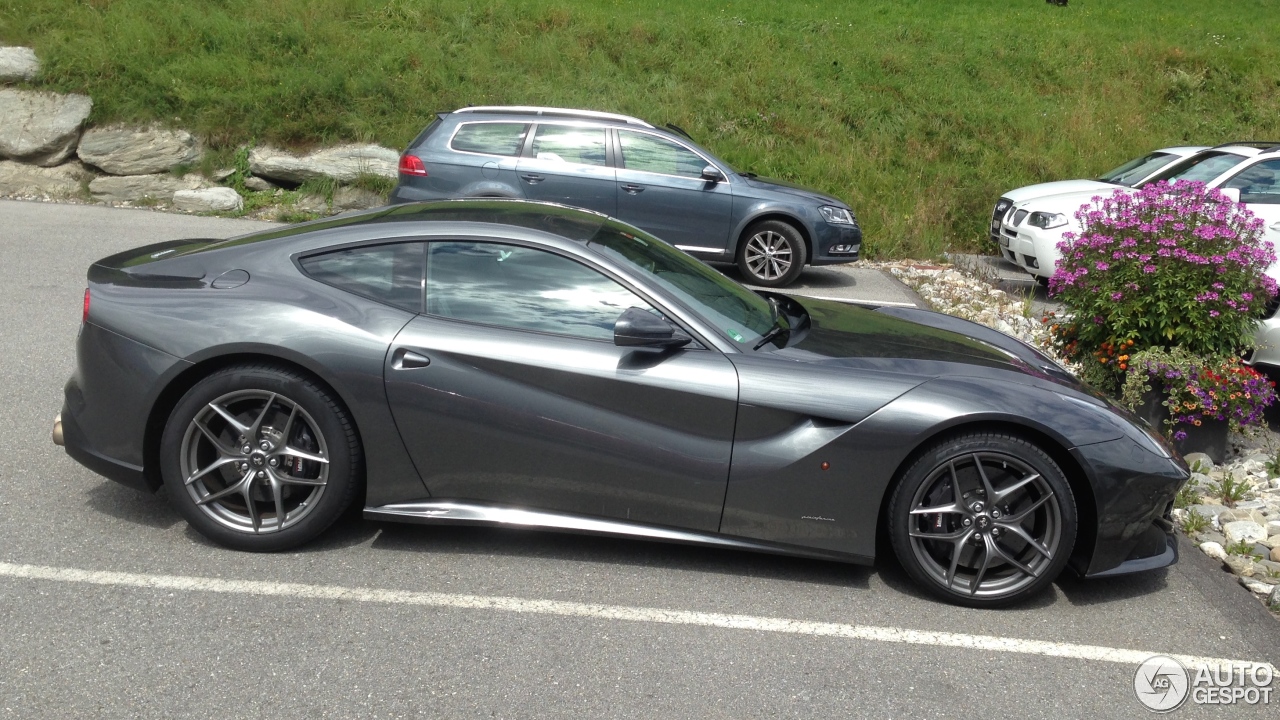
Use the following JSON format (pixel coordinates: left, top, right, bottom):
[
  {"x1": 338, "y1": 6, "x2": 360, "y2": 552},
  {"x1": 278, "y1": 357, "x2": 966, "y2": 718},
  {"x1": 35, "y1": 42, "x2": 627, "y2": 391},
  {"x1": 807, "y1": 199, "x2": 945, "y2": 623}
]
[
  {"x1": 1134, "y1": 380, "x2": 1169, "y2": 430},
  {"x1": 1173, "y1": 417, "x2": 1230, "y2": 464}
]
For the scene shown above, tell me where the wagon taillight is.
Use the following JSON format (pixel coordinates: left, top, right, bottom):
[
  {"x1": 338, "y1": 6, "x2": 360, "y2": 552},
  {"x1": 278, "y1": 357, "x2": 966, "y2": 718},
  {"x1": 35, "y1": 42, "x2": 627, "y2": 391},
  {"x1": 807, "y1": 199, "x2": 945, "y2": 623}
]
[{"x1": 82, "y1": 288, "x2": 90, "y2": 324}]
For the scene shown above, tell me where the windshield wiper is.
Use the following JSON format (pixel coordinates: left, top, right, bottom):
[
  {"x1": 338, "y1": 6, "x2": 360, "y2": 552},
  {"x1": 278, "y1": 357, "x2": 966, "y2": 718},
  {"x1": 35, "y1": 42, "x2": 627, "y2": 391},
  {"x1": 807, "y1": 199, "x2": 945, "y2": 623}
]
[{"x1": 753, "y1": 297, "x2": 790, "y2": 350}]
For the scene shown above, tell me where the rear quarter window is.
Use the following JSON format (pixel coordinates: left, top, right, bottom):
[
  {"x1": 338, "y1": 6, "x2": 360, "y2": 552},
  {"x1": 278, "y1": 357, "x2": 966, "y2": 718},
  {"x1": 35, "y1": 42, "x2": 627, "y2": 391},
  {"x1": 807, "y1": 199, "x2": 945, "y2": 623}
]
[
  {"x1": 299, "y1": 242, "x2": 424, "y2": 313},
  {"x1": 449, "y1": 122, "x2": 530, "y2": 157}
]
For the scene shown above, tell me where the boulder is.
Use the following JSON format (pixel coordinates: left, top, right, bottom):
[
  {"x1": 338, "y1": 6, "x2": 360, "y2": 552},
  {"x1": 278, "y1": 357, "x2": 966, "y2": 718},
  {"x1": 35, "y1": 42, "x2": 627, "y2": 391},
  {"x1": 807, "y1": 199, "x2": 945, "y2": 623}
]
[
  {"x1": 77, "y1": 126, "x2": 200, "y2": 175},
  {"x1": 1224, "y1": 555, "x2": 1256, "y2": 577},
  {"x1": 0, "y1": 46, "x2": 39, "y2": 83},
  {"x1": 1240, "y1": 577, "x2": 1276, "y2": 596},
  {"x1": 1272, "y1": 546, "x2": 1280, "y2": 562},
  {"x1": 0, "y1": 160, "x2": 87, "y2": 197},
  {"x1": 89, "y1": 173, "x2": 204, "y2": 203},
  {"x1": 173, "y1": 187, "x2": 242, "y2": 213},
  {"x1": 292, "y1": 194, "x2": 329, "y2": 215},
  {"x1": 331, "y1": 186, "x2": 384, "y2": 212},
  {"x1": 243, "y1": 175, "x2": 278, "y2": 192},
  {"x1": 0, "y1": 89, "x2": 92, "y2": 166},
  {"x1": 1223, "y1": 520, "x2": 1269, "y2": 545},
  {"x1": 1199, "y1": 541, "x2": 1227, "y2": 561},
  {"x1": 249, "y1": 144, "x2": 399, "y2": 185},
  {"x1": 1268, "y1": 520, "x2": 1280, "y2": 536}
]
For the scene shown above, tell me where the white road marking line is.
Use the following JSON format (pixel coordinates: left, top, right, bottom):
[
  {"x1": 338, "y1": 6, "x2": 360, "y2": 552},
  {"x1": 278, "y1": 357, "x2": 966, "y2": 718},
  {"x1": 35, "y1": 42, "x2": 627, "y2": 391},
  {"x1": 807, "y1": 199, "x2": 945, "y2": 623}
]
[{"x1": 0, "y1": 561, "x2": 1271, "y2": 673}]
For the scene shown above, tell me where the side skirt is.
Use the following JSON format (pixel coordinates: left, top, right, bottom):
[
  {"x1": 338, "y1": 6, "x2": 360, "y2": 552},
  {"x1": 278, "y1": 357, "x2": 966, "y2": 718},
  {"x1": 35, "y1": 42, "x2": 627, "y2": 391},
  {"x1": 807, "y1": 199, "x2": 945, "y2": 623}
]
[{"x1": 364, "y1": 500, "x2": 871, "y2": 565}]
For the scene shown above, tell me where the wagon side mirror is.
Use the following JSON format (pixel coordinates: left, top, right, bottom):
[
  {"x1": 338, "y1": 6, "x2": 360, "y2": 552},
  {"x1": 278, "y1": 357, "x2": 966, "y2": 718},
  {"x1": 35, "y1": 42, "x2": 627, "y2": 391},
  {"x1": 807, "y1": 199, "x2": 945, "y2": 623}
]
[
  {"x1": 701, "y1": 165, "x2": 725, "y2": 183},
  {"x1": 614, "y1": 307, "x2": 691, "y2": 349},
  {"x1": 1219, "y1": 187, "x2": 1241, "y2": 204}
]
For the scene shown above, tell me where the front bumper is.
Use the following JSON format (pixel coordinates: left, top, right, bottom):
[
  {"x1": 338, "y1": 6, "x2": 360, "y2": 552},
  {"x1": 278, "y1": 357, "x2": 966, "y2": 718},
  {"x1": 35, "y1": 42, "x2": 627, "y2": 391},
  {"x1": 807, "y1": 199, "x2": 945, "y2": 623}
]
[
  {"x1": 809, "y1": 220, "x2": 863, "y2": 266},
  {"x1": 1071, "y1": 437, "x2": 1189, "y2": 578},
  {"x1": 994, "y1": 213, "x2": 1067, "y2": 280}
]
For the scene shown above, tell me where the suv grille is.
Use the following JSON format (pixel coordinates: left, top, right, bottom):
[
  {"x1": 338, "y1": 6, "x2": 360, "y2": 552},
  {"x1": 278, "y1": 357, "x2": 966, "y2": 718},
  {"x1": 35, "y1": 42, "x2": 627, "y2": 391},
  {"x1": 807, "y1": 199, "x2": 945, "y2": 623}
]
[{"x1": 990, "y1": 198, "x2": 1013, "y2": 243}]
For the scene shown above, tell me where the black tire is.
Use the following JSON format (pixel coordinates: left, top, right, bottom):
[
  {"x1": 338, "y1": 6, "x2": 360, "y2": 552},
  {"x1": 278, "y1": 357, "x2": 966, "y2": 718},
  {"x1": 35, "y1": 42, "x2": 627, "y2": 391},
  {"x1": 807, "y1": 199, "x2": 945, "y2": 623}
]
[
  {"x1": 886, "y1": 432, "x2": 1076, "y2": 608},
  {"x1": 160, "y1": 364, "x2": 362, "y2": 552},
  {"x1": 1034, "y1": 275, "x2": 1050, "y2": 288},
  {"x1": 736, "y1": 219, "x2": 808, "y2": 287}
]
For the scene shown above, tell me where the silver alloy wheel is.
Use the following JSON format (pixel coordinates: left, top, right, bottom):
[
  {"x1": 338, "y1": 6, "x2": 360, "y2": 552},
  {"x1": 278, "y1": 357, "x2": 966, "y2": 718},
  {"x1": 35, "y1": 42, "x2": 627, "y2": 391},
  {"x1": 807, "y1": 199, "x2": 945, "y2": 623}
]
[
  {"x1": 907, "y1": 452, "x2": 1062, "y2": 599},
  {"x1": 179, "y1": 389, "x2": 329, "y2": 534},
  {"x1": 743, "y1": 230, "x2": 794, "y2": 281}
]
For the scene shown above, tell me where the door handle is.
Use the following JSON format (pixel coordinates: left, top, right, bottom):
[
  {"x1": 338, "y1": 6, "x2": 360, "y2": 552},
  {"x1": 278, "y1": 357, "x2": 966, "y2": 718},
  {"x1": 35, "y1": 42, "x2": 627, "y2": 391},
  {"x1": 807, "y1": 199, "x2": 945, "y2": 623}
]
[
  {"x1": 621, "y1": 184, "x2": 645, "y2": 194},
  {"x1": 519, "y1": 173, "x2": 544, "y2": 184},
  {"x1": 392, "y1": 349, "x2": 431, "y2": 370}
]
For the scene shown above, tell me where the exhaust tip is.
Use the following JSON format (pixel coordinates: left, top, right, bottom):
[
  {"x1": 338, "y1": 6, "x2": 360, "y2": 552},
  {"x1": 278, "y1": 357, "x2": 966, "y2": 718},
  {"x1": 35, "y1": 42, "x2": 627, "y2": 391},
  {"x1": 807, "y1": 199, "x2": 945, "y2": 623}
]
[{"x1": 52, "y1": 413, "x2": 63, "y2": 447}]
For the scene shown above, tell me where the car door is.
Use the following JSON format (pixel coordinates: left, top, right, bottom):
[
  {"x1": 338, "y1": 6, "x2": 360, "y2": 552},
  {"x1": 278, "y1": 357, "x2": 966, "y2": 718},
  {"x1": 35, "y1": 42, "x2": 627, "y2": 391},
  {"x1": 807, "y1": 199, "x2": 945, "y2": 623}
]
[
  {"x1": 383, "y1": 239, "x2": 739, "y2": 531},
  {"x1": 514, "y1": 123, "x2": 616, "y2": 216},
  {"x1": 613, "y1": 129, "x2": 734, "y2": 254}
]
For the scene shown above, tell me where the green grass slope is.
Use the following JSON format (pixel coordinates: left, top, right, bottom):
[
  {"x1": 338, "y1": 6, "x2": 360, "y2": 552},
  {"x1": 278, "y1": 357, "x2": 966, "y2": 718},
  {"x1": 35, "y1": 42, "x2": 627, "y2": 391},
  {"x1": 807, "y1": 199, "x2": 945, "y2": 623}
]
[{"x1": 3, "y1": 0, "x2": 1278, "y2": 257}]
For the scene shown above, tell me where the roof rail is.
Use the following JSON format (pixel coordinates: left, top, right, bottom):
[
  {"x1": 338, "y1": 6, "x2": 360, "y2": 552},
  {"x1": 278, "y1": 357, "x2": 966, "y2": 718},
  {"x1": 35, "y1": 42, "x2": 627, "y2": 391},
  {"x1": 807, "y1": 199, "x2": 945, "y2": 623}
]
[
  {"x1": 453, "y1": 106, "x2": 653, "y2": 127},
  {"x1": 1208, "y1": 141, "x2": 1280, "y2": 150}
]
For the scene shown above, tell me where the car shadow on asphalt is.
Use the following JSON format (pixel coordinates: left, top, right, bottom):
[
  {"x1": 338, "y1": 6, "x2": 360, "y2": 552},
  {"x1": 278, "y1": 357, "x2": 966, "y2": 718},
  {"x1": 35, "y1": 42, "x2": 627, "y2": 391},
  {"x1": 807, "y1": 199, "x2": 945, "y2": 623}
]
[
  {"x1": 365, "y1": 521, "x2": 873, "y2": 591},
  {"x1": 84, "y1": 481, "x2": 182, "y2": 531}
]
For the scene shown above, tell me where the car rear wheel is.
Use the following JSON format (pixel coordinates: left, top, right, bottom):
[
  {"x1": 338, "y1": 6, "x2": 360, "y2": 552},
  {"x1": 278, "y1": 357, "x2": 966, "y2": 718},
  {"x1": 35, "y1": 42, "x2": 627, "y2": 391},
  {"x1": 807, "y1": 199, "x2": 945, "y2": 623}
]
[
  {"x1": 887, "y1": 432, "x2": 1076, "y2": 607},
  {"x1": 160, "y1": 364, "x2": 362, "y2": 552},
  {"x1": 736, "y1": 220, "x2": 807, "y2": 287}
]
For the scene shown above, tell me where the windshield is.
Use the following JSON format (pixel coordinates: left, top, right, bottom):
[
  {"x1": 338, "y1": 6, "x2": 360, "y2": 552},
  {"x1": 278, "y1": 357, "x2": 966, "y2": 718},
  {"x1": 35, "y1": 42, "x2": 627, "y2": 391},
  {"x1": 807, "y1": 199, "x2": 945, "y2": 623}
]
[
  {"x1": 587, "y1": 223, "x2": 775, "y2": 344},
  {"x1": 1099, "y1": 152, "x2": 1173, "y2": 186},
  {"x1": 1144, "y1": 151, "x2": 1246, "y2": 185}
]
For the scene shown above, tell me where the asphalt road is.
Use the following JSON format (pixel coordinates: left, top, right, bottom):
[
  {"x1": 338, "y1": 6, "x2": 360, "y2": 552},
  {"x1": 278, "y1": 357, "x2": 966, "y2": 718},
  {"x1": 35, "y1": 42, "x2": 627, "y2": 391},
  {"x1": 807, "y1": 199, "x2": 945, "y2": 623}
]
[{"x1": 1, "y1": 199, "x2": 1278, "y2": 719}]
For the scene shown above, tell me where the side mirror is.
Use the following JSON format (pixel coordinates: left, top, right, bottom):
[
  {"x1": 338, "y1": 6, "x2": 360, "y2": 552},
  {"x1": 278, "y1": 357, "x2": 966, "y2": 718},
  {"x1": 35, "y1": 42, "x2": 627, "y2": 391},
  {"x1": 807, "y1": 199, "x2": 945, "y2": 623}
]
[
  {"x1": 1219, "y1": 187, "x2": 1242, "y2": 204},
  {"x1": 701, "y1": 165, "x2": 724, "y2": 183},
  {"x1": 614, "y1": 307, "x2": 692, "y2": 349}
]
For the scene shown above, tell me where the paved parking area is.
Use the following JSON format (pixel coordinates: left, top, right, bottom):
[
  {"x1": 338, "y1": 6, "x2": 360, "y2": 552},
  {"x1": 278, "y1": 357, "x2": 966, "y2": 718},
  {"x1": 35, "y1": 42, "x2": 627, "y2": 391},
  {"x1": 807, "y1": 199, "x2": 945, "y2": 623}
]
[{"x1": 1, "y1": 199, "x2": 1278, "y2": 718}]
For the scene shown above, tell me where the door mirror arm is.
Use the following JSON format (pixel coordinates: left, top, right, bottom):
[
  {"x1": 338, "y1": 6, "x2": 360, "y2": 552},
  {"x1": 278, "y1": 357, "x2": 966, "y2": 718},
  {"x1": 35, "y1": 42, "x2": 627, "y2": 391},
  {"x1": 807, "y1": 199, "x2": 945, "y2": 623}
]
[{"x1": 701, "y1": 165, "x2": 725, "y2": 183}]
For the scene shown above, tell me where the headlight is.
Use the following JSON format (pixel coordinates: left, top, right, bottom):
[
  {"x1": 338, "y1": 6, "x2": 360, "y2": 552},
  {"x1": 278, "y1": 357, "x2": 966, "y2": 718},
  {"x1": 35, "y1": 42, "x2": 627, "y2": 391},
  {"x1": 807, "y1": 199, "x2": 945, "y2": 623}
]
[
  {"x1": 1057, "y1": 393, "x2": 1172, "y2": 458},
  {"x1": 819, "y1": 206, "x2": 855, "y2": 224},
  {"x1": 1027, "y1": 211, "x2": 1068, "y2": 230}
]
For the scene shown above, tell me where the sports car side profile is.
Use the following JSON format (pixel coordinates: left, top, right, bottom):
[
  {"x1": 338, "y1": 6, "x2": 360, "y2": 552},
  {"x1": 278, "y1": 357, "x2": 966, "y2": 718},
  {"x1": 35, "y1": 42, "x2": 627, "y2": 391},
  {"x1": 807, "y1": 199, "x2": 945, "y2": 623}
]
[{"x1": 57, "y1": 200, "x2": 1188, "y2": 607}]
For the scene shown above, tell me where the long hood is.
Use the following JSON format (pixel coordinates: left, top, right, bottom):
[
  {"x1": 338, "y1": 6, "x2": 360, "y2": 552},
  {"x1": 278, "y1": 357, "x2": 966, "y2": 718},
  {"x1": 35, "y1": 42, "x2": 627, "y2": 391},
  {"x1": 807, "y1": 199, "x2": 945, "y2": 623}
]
[
  {"x1": 778, "y1": 296, "x2": 1080, "y2": 386},
  {"x1": 1003, "y1": 179, "x2": 1116, "y2": 204},
  {"x1": 739, "y1": 175, "x2": 844, "y2": 206},
  {"x1": 1017, "y1": 185, "x2": 1133, "y2": 216}
]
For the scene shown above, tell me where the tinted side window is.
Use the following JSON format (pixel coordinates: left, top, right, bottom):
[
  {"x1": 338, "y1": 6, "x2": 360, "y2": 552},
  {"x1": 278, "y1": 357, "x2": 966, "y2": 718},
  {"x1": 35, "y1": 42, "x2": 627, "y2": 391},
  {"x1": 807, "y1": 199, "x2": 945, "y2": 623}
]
[
  {"x1": 619, "y1": 131, "x2": 707, "y2": 178},
  {"x1": 530, "y1": 125, "x2": 608, "y2": 167},
  {"x1": 450, "y1": 122, "x2": 530, "y2": 156},
  {"x1": 426, "y1": 242, "x2": 652, "y2": 340},
  {"x1": 1222, "y1": 160, "x2": 1280, "y2": 205},
  {"x1": 300, "y1": 243, "x2": 424, "y2": 312},
  {"x1": 1150, "y1": 151, "x2": 1246, "y2": 184}
]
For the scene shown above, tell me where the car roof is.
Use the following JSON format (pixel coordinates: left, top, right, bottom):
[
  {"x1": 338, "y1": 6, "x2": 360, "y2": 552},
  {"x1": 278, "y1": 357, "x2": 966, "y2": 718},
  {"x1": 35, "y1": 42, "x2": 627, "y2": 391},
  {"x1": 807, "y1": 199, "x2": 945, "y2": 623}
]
[
  {"x1": 1159, "y1": 146, "x2": 1209, "y2": 156},
  {"x1": 450, "y1": 106, "x2": 655, "y2": 128}
]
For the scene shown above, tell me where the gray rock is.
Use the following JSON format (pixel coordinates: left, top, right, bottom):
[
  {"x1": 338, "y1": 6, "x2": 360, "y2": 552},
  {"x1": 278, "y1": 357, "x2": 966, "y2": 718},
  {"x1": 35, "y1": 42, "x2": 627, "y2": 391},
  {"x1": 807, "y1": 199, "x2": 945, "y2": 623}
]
[
  {"x1": 1240, "y1": 577, "x2": 1277, "y2": 595},
  {"x1": 0, "y1": 160, "x2": 87, "y2": 197},
  {"x1": 88, "y1": 173, "x2": 204, "y2": 203},
  {"x1": 243, "y1": 175, "x2": 277, "y2": 192},
  {"x1": 1264, "y1": 535, "x2": 1280, "y2": 550},
  {"x1": 331, "y1": 186, "x2": 384, "y2": 212},
  {"x1": 1259, "y1": 558, "x2": 1280, "y2": 574},
  {"x1": 1184, "y1": 453, "x2": 1215, "y2": 472},
  {"x1": 1188, "y1": 472, "x2": 1213, "y2": 488},
  {"x1": 1219, "y1": 509, "x2": 1269, "y2": 525},
  {"x1": 1268, "y1": 520, "x2": 1280, "y2": 536},
  {"x1": 1270, "y1": 585, "x2": 1280, "y2": 609},
  {"x1": 1200, "y1": 541, "x2": 1227, "y2": 561},
  {"x1": 1189, "y1": 504, "x2": 1229, "y2": 518},
  {"x1": 0, "y1": 89, "x2": 92, "y2": 166},
  {"x1": 1272, "y1": 545, "x2": 1280, "y2": 562},
  {"x1": 249, "y1": 144, "x2": 399, "y2": 185},
  {"x1": 1224, "y1": 555, "x2": 1256, "y2": 577},
  {"x1": 0, "y1": 46, "x2": 39, "y2": 83},
  {"x1": 172, "y1": 187, "x2": 242, "y2": 213},
  {"x1": 1233, "y1": 500, "x2": 1266, "y2": 510},
  {"x1": 77, "y1": 126, "x2": 200, "y2": 175},
  {"x1": 210, "y1": 168, "x2": 235, "y2": 182},
  {"x1": 1224, "y1": 520, "x2": 1269, "y2": 545},
  {"x1": 292, "y1": 194, "x2": 329, "y2": 214},
  {"x1": 1202, "y1": 530, "x2": 1227, "y2": 547}
]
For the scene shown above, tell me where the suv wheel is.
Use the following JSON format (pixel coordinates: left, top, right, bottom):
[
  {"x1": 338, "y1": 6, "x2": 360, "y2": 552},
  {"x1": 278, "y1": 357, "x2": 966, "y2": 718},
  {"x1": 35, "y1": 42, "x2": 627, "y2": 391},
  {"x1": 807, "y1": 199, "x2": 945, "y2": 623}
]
[{"x1": 737, "y1": 220, "x2": 807, "y2": 287}]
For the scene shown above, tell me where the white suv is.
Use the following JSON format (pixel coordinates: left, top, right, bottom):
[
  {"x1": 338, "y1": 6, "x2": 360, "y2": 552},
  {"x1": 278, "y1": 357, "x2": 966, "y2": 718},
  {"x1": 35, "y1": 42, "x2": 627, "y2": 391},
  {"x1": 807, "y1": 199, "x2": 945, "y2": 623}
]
[
  {"x1": 988, "y1": 147, "x2": 1205, "y2": 250},
  {"x1": 996, "y1": 144, "x2": 1280, "y2": 284}
]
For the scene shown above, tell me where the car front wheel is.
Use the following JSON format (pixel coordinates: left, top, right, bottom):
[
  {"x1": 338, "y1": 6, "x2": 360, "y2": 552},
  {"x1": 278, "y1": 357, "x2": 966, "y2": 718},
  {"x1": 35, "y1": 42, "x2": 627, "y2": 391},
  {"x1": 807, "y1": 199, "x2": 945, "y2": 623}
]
[
  {"x1": 887, "y1": 432, "x2": 1076, "y2": 607},
  {"x1": 736, "y1": 220, "x2": 807, "y2": 287},
  {"x1": 160, "y1": 364, "x2": 362, "y2": 552}
]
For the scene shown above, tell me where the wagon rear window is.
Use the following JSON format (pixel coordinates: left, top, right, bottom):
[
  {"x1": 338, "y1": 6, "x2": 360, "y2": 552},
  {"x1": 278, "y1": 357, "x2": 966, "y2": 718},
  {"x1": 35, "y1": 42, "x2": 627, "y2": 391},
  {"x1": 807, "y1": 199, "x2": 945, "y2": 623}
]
[
  {"x1": 450, "y1": 123, "x2": 530, "y2": 157},
  {"x1": 300, "y1": 242, "x2": 424, "y2": 312}
]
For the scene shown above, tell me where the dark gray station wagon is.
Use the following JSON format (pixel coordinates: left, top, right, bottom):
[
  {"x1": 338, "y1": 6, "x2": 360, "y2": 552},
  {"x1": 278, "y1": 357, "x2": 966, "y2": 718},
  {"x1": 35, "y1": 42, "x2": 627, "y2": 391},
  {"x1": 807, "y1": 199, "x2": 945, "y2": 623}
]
[{"x1": 390, "y1": 106, "x2": 862, "y2": 287}]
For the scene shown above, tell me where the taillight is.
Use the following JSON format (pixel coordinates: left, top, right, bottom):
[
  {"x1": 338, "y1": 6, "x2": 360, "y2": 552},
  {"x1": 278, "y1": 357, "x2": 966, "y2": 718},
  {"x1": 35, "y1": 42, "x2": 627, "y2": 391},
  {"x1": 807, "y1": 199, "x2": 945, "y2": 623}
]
[
  {"x1": 83, "y1": 288, "x2": 90, "y2": 324},
  {"x1": 398, "y1": 154, "x2": 428, "y2": 177}
]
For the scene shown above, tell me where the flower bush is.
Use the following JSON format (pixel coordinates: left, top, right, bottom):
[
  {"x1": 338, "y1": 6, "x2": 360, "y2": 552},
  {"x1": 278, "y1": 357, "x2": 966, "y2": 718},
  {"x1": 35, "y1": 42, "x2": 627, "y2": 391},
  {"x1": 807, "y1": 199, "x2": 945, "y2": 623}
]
[
  {"x1": 1046, "y1": 180, "x2": 1276, "y2": 390},
  {"x1": 1120, "y1": 348, "x2": 1277, "y2": 437}
]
